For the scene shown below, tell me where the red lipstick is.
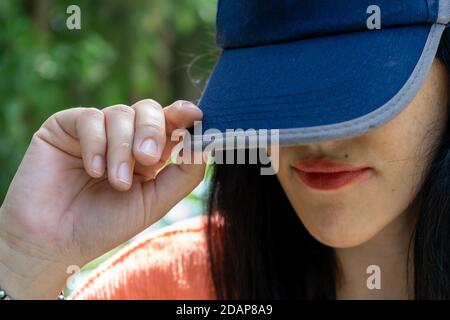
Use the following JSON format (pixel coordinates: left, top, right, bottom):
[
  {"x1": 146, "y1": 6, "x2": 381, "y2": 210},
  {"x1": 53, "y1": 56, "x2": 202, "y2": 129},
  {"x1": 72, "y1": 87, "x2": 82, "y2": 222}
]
[{"x1": 292, "y1": 158, "x2": 372, "y2": 191}]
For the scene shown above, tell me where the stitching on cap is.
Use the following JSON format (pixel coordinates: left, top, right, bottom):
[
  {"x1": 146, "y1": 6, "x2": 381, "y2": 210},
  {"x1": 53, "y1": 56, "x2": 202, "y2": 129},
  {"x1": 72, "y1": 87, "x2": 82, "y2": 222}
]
[
  {"x1": 205, "y1": 94, "x2": 355, "y2": 122},
  {"x1": 200, "y1": 24, "x2": 442, "y2": 143},
  {"x1": 206, "y1": 27, "x2": 390, "y2": 104},
  {"x1": 204, "y1": 80, "x2": 354, "y2": 113},
  {"x1": 204, "y1": 78, "x2": 352, "y2": 105}
]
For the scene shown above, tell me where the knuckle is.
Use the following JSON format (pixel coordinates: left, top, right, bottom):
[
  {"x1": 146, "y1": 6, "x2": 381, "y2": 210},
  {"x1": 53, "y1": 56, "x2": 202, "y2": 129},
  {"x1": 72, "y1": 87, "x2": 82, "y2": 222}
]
[
  {"x1": 89, "y1": 133, "x2": 107, "y2": 145},
  {"x1": 144, "y1": 112, "x2": 165, "y2": 127},
  {"x1": 105, "y1": 104, "x2": 135, "y2": 117},
  {"x1": 119, "y1": 141, "x2": 132, "y2": 150},
  {"x1": 45, "y1": 108, "x2": 74, "y2": 126},
  {"x1": 133, "y1": 99, "x2": 162, "y2": 111},
  {"x1": 109, "y1": 136, "x2": 132, "y2": 150},
  {"x1": 32, "y1": 127, "x2": 49, "y2": 141},
  {"x1": 41, "y1": 111, "x2": 68, "y2": 135},
  {"x1": 82, "y1": 107, "x2": 104, "y2": 119},
  {"x1": 139, "y1": 122, "x2": 164, "y2": 136}
]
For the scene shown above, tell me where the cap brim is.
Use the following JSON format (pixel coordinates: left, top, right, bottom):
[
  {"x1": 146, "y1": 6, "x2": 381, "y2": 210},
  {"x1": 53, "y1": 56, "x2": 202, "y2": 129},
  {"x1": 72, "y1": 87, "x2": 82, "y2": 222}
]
[{"x1": 197, "y1": 24, "x2": 445, "y2": 147}]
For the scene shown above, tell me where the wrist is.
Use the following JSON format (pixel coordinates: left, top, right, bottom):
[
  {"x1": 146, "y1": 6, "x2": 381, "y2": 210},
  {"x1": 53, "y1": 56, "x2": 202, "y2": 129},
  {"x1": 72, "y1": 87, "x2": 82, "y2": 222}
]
[
  {"x1": 0, "y1": 237, "x2": 68, "y2": 300},
  {"x1": 0, "y1": 216, "x2": 69, "y2": 299}
]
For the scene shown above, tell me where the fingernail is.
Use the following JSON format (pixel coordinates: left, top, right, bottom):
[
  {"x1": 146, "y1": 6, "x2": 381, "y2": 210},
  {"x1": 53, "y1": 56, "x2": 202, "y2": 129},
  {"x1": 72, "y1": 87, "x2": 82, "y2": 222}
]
[
  {"x1": 117, "y1": 162, "x2": 131, "y2": 184},
  {"x1": 91, "y1": 155, "x2": 104, "y2": 175},
  {"x1": 180, "y1": 101, "x2": 201, "y2": 113},
  {"x1": 140, "y1": 139, "x2": 158, "y2": 157}
]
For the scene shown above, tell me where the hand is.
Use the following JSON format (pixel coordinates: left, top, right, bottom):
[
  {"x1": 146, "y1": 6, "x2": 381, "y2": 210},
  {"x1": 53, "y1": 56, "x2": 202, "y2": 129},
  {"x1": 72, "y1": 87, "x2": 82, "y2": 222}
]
[{"x1": 0, "y1": 99, "x2": 205, "y2": 299}]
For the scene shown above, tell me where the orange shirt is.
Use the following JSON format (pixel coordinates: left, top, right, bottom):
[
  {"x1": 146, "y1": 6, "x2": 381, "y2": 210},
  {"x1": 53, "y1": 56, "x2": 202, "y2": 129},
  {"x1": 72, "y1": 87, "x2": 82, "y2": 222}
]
[{"x1": 69, "y1": 215, "x2": 216, "y2": 300}]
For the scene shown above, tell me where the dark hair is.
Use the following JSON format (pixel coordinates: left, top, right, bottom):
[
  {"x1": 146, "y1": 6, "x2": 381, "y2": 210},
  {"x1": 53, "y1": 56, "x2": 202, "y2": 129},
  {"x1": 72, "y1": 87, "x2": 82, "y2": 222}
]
[
  {"x1": 414, "y1": 28, "x2": 450, "y2": 299},
  {"x1": 206, "y1": 28, "x2": 450, "y2": 299}
]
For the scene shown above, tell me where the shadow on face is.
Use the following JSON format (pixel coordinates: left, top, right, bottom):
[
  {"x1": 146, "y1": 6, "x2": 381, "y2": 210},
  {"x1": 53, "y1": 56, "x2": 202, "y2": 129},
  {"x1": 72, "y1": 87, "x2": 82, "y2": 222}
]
[{"x1": 276, "y1": 58, "x2": 449, "y2": 248}]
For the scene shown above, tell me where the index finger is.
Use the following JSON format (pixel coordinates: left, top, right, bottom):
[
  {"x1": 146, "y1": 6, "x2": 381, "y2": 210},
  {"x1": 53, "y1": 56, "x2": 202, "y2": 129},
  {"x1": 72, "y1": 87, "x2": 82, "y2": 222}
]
[
  {"x1": 133, "y1": 100, "x2": 203, "y2": 178},
  {"x1": 162, "y1": 100, "x2": 203, "y2": 159}
]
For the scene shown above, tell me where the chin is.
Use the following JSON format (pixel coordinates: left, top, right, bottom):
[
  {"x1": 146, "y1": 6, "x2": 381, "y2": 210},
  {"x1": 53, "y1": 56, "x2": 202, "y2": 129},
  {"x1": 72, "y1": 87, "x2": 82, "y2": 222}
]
[
  {"x1": 312, "y1": 230, "x2": 371, "y2": 249},
  {"x1": 299, "y1": 212, "x2": 379, "y2": 249}
]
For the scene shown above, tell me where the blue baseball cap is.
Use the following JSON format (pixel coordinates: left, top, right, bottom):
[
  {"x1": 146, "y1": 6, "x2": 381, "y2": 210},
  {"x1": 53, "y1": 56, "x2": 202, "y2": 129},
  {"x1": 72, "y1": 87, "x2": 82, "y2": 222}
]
[{"x1": 197, "y1": 0, "x2": 450, "y2": 147}]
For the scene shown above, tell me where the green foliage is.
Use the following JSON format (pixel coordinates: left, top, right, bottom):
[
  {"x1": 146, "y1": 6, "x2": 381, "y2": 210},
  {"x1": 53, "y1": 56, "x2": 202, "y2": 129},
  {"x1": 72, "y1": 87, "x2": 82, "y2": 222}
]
[{"x1": 0, "y1": 0, "x2": 218, "y2": 202}]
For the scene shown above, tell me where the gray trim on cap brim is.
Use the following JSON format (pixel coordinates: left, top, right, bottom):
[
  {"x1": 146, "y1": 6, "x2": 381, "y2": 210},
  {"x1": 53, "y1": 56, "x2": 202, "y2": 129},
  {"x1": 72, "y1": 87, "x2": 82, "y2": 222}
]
[
  {"x1": 438, "y1": 0, "x2": 450, "y2": 24},
  {"x1": 191, "y1": 23, "x2": 446, "y2": 150}
]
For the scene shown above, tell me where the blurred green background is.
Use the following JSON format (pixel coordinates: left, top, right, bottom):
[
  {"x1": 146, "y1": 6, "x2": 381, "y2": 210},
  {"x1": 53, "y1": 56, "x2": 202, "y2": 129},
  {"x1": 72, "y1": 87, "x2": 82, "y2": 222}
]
[{"x1": 0, "y1": 0, "x2": 218, "y2": 294}]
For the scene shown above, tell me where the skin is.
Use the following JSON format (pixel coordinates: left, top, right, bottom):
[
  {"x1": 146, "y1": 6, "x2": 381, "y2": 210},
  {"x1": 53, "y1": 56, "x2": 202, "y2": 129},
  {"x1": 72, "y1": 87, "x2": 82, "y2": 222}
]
[
  {"x1": 0, "y1": 59, "x2": 447, "y2": 300},
  {"x1": 276, "y1": 59, "x2": 449, "y2": 299},
  {"x1": 0, "y1": 99, "x2": 206, "y2": 299}
]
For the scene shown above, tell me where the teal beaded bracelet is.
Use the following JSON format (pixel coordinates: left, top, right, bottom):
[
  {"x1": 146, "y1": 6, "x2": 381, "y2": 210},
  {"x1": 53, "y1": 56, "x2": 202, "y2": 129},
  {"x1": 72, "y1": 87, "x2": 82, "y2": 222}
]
[{"x1": 0, "y1": 289, "x2": 12, "y2": 300}]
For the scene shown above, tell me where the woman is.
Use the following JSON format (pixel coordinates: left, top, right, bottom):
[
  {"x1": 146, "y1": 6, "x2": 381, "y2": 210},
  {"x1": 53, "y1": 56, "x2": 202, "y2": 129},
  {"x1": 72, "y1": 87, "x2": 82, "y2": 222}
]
[{"x1": 1, "y1": 1, "x2": 450, "y2": 300}]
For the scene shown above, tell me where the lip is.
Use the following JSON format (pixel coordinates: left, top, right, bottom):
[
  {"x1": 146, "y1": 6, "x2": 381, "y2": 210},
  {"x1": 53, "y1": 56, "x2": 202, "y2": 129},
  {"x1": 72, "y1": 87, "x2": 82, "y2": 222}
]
[{"x1": 292, "y1": 158, "x2": 373, "y2": 191}]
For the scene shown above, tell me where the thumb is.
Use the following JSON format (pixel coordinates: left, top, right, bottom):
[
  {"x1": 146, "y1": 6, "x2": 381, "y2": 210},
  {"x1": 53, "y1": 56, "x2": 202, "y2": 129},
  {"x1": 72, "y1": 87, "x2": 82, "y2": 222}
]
[{"x1": 140, "y1": 154, "x2": 206, "y2": 226}]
